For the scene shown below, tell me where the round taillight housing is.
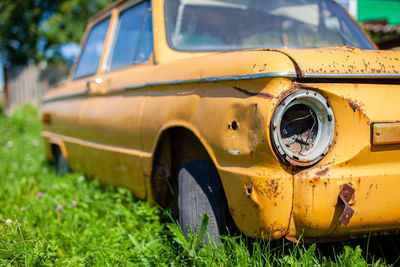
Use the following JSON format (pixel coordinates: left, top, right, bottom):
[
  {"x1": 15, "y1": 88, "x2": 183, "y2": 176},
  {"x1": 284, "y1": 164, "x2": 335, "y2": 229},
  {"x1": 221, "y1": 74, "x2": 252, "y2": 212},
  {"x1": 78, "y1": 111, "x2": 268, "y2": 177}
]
[{"x1": 271, "y1": 90, "x2": 335, "y2": 167}]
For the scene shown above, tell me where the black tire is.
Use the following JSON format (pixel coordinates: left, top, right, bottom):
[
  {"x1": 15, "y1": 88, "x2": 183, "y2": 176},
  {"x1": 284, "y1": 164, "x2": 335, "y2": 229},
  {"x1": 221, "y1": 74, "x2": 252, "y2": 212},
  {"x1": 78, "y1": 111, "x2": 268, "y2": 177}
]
[
  {"x1": 178, "y1": 158, "x2": 226, "y2": 242},
  {"x1": 53, "y1": 146, "x2": 71, "y2": 176}
]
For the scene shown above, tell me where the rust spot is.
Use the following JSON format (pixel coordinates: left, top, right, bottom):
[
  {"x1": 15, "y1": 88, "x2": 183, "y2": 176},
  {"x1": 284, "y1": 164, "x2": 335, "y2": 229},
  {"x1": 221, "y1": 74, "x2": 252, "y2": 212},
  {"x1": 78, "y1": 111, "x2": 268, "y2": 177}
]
[
  {"x1": 261, "y1": 179, "x2": 281, "y2": 199},
  {"x1": 253, "y1": 103, "x2": 258, "y2": 111},
  {"x1": 347, "y1": 99, "x2": 363, "y2": 113},
  {"x1": 232, "y1": 86, "x2": 273, "y2": 99},
  {"x1": 338, "y1": 184, "x2": 356, "y2": 225},
  {"x1": 253, "y1": 63, "x2": 267, "y2": 72},
  {"x1": 275, "y1": 82, "x2": 318, "y2": 106},
  {"x1": 315, "y1": 168, "x2": 329, "y2": 177}
]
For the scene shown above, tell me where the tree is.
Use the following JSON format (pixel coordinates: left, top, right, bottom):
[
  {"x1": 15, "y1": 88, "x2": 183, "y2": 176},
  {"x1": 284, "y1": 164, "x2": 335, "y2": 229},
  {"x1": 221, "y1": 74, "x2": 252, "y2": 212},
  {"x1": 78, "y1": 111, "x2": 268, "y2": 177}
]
[
  {"x1": 0, "y1": 0, "x2": 114, "y2": 67},
  {"x1": 0, "y1": 0, "x2": 59, "y2": 66},
  {"x1": 40, "y1": 0, "x2": 115, "y2": 64}
]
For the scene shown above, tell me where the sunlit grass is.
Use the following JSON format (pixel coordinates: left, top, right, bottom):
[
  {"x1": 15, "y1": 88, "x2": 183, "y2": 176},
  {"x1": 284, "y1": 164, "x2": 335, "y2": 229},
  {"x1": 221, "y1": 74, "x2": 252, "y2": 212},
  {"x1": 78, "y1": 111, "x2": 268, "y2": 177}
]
[{"x1": 0, "y1": 104, "x2": 390, "y2": 266}]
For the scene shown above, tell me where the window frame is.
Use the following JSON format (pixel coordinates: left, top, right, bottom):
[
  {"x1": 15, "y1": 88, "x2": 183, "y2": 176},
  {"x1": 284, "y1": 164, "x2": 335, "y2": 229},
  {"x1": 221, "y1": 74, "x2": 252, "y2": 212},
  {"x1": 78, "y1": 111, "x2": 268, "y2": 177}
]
[
  {"x1": 71, "y1": 13, "x2": 113, "y2": 81},
  {"x1": 103, "y1": 0, "x2": 154, "y2": 73},
  {"x1": 163, "y1": 0, "x2": 375, "y2": 52}
]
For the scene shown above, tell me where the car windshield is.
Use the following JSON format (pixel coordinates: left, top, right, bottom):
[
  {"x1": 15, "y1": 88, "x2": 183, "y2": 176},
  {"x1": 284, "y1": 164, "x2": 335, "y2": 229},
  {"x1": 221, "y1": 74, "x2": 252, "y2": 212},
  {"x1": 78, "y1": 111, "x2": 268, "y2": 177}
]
[{"x1": 164, "y1": 0, "x2": 375, "y2": 51}]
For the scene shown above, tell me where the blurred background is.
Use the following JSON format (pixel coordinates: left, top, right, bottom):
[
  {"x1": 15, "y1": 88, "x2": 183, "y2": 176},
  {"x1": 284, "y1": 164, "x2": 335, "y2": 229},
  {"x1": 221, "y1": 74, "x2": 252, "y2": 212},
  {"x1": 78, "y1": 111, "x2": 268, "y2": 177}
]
[{"x1": 0, "y1": 0, "x2": 399, "y2": 113}]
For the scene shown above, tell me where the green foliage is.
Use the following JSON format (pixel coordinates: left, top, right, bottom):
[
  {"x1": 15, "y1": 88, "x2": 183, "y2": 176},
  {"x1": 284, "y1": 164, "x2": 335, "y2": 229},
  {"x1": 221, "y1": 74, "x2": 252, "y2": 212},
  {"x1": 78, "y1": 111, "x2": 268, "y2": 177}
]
[
  {"x1": 0, "y1": 106, "x2": 173, "y2": 265},
  {"x1": 364, "y1": 28, "x2": 400, "y2": 47},
  {"x1": 0, "y1": 0, "x2": 114, "y2": 66},
  {"x1": 41, "y1": 0, "x2": 111, "y2": 45},
  {"x1": 0, "y1": 106, "x2": 392, "y2": 266},
  {"x1": 167, "y1": 213, "x2": 209, "y2": 263},
  {"x1": 0, "y1": 0, "x2": 57, "y2": 65},
  {"x1": 10, "y1": 104, "x2": 37, "y2": 133}
]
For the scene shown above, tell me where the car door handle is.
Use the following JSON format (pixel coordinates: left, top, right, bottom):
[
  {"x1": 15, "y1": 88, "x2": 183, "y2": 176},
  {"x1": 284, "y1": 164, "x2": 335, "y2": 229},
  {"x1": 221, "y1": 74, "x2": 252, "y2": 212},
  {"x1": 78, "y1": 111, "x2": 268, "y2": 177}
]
[{"x1": 85, "y1": 77, "x2": 103, "y2": 91}]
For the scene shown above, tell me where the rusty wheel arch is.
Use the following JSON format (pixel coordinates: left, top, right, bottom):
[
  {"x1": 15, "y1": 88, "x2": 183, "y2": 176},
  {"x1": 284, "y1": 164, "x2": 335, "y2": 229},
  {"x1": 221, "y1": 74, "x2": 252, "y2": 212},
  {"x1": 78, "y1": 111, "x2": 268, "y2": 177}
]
[
  {"x1": 151, "y1": 127, "x2": 212, "y2": 209},
  {"x1": 150, "y1": 127, "x2": 235, "y2": 229},
  {"x1": 49, "y1": 140, "x2": 68, "y2": 162}
]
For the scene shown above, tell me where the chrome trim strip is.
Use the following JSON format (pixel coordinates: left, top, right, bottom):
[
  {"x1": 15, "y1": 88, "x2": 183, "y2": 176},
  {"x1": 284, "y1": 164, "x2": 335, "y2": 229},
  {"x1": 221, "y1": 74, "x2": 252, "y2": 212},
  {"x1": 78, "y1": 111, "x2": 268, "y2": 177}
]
[
  {"x1": 42, "y1": 131, "x2": 152, "y2": 158},
  {"x1": 43, "y1": 72, "x2": 296, "y2": 103},
  {"x1": 124, "y1": 72, "x2": 297, "y2": 91},
  {"x1": 303, "y1": 73, "x2": 400, "y2": 79},
  {"x1": 43, "y1": 72, "x2": 400, "y2": 103},
  {"x1": 43, "y1": 90, "x2": 89, "y2": 104}
]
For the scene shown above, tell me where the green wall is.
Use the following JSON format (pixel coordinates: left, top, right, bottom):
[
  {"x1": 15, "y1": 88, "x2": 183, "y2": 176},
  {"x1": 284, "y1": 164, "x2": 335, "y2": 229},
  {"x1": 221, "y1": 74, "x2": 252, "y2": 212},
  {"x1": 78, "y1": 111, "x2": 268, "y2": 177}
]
[{"x1": 358, "y1": 0, "x2": 400, "y2": 24}]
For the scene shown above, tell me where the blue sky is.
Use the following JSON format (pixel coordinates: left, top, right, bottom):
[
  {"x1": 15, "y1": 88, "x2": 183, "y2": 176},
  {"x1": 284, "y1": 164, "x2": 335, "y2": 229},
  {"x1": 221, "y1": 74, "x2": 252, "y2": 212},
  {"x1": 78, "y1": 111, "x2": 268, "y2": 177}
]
[{"x1": 60, "y1": 43, "x2": 80, "y2": 62}]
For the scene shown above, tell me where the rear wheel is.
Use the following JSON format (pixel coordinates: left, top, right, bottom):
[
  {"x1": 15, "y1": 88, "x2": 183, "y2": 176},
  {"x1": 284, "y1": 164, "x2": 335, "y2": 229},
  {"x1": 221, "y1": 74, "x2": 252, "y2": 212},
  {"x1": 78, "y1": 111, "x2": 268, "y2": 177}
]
[
  {"x1": 52, "y1": 146, "x2": 71, "y2": 176},
  {"x1": 178, "y1": 158, "x2": 226, "y2": 242}
]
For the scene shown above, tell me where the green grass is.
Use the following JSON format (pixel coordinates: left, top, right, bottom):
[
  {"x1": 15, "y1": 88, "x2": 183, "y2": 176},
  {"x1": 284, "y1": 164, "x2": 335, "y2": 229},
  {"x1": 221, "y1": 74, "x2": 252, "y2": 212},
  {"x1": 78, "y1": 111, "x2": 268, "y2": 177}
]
[{"x1": 0, "y1": 105, "x2": 391, "y2": 266}]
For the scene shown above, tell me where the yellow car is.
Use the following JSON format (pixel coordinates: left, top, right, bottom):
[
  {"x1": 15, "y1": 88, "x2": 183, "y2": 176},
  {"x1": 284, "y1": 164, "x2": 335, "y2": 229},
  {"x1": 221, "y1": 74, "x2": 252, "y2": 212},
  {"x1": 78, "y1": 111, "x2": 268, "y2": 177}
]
[{"x1": 42, "y1": 0, "x2": 400, "y2": 242}]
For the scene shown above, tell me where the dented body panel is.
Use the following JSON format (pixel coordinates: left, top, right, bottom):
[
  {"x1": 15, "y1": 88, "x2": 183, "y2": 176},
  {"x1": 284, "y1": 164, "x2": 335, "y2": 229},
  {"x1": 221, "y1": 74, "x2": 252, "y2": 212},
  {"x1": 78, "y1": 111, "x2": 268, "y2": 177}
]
[
  {"x1": 286, "y1": 82, "x2": 400, "y2": 240},
  {"x1": 41, "y1": 0, "x2": 400, "y2": 241}
]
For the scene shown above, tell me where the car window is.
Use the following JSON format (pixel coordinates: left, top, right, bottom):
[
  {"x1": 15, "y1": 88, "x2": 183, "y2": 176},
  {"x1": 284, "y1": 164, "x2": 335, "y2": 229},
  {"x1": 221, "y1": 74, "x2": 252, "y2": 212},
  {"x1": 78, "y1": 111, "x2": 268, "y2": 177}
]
[
  {"x1": 108, "y1": 1, "x2": 153, "y2": 71},
  {"x1": 74, "y1": 18, "x2": 111, "y2": 79},
  {"x1": 135, "y1": 3, "x2": 153, "y2": 63},
  {"x1": 165, "y1": 0, "x2": 375, "y2": 51}
]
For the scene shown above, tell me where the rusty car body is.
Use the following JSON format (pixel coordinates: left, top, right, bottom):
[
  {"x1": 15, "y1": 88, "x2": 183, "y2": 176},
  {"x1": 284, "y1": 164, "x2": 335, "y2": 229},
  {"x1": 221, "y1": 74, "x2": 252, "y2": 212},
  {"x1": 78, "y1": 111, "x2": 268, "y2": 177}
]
[{"x1": 42, "y1": 0, "x2": 400, "y2": 242}]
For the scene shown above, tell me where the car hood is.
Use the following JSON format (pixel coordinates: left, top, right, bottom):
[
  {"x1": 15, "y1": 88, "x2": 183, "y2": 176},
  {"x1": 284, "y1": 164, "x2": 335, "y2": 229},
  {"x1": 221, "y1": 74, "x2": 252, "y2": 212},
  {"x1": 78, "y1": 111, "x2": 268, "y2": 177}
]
[{"x1": 271, "y1": 46, "x2": 400, "y2": 78}]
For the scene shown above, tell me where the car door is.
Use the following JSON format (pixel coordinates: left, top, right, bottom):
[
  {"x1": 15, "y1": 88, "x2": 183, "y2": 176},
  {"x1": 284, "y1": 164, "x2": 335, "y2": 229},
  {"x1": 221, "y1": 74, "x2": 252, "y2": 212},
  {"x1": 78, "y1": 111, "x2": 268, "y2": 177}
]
[
  {"x1": 78, "y1": 0, "x2": 153, "y2": 199},
  {"x1": 43, "y1": 12, "x2": 112, "y2": 172}
]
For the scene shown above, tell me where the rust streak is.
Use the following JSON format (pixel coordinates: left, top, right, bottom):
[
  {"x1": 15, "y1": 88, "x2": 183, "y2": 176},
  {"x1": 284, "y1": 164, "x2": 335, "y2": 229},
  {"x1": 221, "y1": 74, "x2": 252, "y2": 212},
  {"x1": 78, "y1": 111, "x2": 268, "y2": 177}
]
[
  {"x1": 232, "y1": 86, "x2": 273, "y2": 99},
  {"x1": 315, "y1": 168, "x2": 329, "y2": 177}
]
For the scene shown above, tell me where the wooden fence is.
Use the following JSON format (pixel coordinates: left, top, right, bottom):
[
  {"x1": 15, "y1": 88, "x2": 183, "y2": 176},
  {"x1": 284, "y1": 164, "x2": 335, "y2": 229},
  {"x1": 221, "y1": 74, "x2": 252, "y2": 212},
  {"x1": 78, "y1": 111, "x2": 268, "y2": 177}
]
[
  {"x1": 0, "y1": 84, "x2": 3, "y2": 103},
  {"x1": 3, "y1": 63, "x2": 66, "y2": 114}
]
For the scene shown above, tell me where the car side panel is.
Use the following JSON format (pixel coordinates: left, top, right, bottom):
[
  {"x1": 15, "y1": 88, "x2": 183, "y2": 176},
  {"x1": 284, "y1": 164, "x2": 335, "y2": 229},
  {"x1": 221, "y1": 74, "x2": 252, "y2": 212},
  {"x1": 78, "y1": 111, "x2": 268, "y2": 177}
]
[
  {"x1": 42, "y1": 79, "x2": 88, "y2": 161},
  {"x1": 75, "y1": 65, "x2": 157, "y2": 199},
  {"x1": 140, "y1": 78, "x2": 295, "y2": 238}
]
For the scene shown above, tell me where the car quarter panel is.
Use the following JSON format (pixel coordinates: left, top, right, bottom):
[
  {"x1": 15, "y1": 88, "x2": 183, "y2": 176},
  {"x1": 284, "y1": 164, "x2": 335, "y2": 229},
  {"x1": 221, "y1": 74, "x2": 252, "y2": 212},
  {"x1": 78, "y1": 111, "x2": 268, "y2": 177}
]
[{"x1": 139, "y1": 77, "x2": 296, "y2": 238}]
